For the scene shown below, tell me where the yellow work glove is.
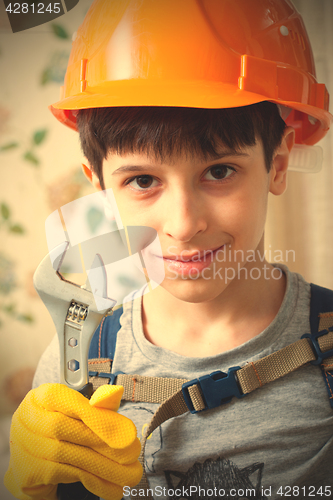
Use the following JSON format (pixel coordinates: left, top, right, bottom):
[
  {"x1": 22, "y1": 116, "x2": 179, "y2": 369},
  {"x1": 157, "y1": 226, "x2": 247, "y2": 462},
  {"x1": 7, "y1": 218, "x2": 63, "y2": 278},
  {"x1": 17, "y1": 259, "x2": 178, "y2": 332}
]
[{"x1": 4, "y1": 383, "x2": 142, "y2": 500}]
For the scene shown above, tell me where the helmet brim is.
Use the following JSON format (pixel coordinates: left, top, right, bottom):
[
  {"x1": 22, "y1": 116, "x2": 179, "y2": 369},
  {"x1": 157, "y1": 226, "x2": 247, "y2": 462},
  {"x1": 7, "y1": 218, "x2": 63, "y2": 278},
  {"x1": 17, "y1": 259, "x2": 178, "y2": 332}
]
[{"x1": 50, "y1": 80, "x2": 332, "y2": 145}]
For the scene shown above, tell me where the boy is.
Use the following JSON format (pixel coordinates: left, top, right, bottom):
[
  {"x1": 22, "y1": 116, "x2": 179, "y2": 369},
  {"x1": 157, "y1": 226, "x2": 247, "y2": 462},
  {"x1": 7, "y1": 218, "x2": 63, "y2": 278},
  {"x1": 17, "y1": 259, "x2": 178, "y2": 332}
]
[{"x1": 5, "y1": 0, "x2": 333, "y2": 499}]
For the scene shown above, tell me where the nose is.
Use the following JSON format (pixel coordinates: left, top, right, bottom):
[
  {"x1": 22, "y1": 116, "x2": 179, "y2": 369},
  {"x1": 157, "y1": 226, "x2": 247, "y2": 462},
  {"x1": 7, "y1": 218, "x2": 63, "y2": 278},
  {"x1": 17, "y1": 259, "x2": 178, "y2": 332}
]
[{"x1": 162, "y1": 187, "x2": 207, "y2": 242}]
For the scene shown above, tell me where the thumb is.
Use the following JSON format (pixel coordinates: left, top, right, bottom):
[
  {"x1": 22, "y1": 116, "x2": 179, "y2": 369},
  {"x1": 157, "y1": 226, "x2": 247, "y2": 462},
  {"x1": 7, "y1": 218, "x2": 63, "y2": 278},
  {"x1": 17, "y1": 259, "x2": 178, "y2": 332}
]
[{"x1": 89, "y1": 385, "x2": 124, "y2": 411}]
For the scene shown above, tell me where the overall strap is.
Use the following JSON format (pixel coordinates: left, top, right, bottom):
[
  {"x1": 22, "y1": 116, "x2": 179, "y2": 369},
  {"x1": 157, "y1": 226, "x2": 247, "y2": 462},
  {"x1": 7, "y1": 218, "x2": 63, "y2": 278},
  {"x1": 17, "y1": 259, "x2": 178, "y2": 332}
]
[
  {"x1": 88, "y1": 306, "x2": 123, "y2": 391},
  {"x1": 88, "y1": 286, "x2": 333, "y2": 406}
]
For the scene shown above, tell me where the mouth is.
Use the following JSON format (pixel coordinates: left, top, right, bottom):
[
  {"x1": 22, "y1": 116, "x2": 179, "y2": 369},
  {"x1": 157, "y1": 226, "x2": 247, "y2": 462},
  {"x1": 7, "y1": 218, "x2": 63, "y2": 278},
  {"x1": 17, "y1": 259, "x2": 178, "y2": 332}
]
[
  {"x1": 162, "y1": 245, "x2": 224, "y2": 262},
  {"x1": 158, "y1": 245, "x2": 225, "y2": 275}
]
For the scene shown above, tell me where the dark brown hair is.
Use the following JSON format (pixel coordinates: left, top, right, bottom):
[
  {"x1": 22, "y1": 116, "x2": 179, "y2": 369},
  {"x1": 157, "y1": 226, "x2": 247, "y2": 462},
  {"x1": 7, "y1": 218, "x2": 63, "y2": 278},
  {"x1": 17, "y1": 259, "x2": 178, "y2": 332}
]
[{"x1": 77, "y1": 102, "x2": 286, "y2": 189}]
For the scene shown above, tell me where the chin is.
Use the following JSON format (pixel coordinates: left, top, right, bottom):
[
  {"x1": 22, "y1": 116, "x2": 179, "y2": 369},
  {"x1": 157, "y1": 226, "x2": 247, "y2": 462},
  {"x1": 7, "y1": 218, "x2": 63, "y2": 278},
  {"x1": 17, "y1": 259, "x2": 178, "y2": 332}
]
[{"x1": 160, "y1": 275, "x2": 227, "y2": 304}]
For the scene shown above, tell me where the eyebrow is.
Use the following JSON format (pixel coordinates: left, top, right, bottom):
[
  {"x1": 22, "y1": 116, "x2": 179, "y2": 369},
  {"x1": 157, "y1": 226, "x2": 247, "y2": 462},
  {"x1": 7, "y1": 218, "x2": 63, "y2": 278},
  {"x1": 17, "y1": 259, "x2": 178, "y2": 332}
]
[
  {"x1": 111, "y1": 150, "x2": 250, "y2": 175},
  {"x1": 112, "y1": 165, "x2": 157, "y2": 175}
]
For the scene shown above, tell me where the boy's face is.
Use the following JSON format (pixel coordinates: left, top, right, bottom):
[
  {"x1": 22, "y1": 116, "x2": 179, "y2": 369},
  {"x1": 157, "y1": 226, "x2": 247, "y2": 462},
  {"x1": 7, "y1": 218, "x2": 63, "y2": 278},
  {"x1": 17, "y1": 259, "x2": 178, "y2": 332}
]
[{"x1": 89, "y1": 136, "x2": 290, "y2": 303}]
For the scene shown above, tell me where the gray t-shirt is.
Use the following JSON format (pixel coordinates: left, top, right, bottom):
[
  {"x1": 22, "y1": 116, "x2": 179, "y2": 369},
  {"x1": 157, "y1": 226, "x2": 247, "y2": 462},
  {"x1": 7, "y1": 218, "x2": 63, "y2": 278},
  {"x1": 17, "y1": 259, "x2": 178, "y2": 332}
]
[{"x1": 33, "y1": 267, "x2": 333, "y2": 499}]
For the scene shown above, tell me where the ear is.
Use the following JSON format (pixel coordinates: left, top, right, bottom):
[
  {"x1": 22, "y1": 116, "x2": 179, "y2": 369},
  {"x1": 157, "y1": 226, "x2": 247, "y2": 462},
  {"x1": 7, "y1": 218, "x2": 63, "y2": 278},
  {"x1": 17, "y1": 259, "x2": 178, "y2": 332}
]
[
  {"x1": 269, "y1": 127, "x2": 295, "y2": 196},
  {"x1": 81, "y1": 158, "x2": 102, "y2": 191}
]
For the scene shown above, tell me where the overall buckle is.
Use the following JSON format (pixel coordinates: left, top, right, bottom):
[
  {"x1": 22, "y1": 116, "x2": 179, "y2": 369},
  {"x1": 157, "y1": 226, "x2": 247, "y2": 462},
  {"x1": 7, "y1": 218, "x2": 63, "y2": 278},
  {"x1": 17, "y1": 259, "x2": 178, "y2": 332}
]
[
  {"x1": 182, "y1": 367, "x2": 245, "y2": 414},
  {"x1": 88, "y1": 370, "x2": 124, "y2": 384},
  {"x1": 302, "y1": 326, "x2": 333, "y2": 365}
]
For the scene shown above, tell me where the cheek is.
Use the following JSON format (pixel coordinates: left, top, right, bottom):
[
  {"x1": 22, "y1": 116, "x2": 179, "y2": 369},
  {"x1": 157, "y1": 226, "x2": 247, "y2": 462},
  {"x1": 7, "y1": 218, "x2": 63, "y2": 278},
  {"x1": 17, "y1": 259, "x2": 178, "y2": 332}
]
[
  {"x1": 108, "y1": 188, "x2": 137, "y2": 226},
  {"x1": 114, "y1": 201, "x2": 133, "y2": 226},
  {"x1": 241, "y1": 192, "x2": 269, "y2": 244},
  {"x1": 215, "y1": 190, "x2": 268, "y2": 243},
  {"x1": 111, "y1": 194, "x2": 157, "y2": 230}
]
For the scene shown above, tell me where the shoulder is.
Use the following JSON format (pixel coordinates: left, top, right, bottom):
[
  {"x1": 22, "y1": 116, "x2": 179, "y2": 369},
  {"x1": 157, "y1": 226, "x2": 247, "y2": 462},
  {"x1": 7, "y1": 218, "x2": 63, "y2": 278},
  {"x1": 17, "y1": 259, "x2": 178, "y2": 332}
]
[
  {"x1": 289, "y1": 265, "x2": 333, "y2": 328},
  {"x1": 279, "y1": 265, "x2": 333, "y2": 314},
  {"x1": 88, "y1": 306, "x2": 124, "y2": 359},
  {"x1": 88, "y1": 286, "x2": 145, "y2": 360}
]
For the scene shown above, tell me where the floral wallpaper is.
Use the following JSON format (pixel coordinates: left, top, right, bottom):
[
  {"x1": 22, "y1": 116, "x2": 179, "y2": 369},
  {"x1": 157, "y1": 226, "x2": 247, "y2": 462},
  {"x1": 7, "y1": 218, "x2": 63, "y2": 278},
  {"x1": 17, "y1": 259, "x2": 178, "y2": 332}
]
[
  {"x1": 0, "y1": 6, "x2": 88, "y2": 419},
  {"x1": 0, "y1": 0, "x2": 138, "y2": 410},
  {"x1": 0, "y1": 9, "x2": 83, "y2": 498}
]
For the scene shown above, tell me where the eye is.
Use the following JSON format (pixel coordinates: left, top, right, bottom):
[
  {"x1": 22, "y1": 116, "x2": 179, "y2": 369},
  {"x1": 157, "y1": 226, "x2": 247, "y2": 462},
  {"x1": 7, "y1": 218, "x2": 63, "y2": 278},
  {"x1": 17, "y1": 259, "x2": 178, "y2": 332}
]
[
  {"x1": 126, "y1": 175, "x2": 159, "y2": 191},
  {"x1": 204, "y1": 164, "x2": 235, "y2": 181}
]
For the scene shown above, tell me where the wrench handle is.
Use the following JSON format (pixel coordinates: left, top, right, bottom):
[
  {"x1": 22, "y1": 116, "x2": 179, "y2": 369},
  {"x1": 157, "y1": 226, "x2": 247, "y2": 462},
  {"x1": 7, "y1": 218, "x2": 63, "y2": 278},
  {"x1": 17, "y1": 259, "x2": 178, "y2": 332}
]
[
  {"x1": 57, "y1": 383, "x2": 99, "y2": 500},
  {"x1": 57, "y1": 482, "x2": 99, "y2": 500}
]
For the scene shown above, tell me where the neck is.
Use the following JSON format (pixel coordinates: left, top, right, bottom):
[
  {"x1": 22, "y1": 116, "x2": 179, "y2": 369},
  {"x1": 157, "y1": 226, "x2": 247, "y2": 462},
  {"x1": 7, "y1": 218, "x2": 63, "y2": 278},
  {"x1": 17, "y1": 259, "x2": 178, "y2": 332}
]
[{"x1": 142, "y1": 256, "x2": 286, "y2": 357}]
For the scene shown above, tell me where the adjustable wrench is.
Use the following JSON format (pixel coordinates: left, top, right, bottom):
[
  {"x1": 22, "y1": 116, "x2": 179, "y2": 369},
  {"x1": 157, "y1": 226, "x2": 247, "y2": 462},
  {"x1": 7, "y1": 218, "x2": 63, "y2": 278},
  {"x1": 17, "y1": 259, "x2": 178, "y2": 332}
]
[{"x1": 33, "y1": 241, "x2": 117, "y2": 499}]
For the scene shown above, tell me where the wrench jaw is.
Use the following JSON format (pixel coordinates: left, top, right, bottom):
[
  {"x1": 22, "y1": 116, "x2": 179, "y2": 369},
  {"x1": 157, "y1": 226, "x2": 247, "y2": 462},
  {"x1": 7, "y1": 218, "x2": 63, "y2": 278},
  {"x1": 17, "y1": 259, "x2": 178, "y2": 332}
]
[{"x1": 33, "y1": 242, "x2": 117, "y2": 392}]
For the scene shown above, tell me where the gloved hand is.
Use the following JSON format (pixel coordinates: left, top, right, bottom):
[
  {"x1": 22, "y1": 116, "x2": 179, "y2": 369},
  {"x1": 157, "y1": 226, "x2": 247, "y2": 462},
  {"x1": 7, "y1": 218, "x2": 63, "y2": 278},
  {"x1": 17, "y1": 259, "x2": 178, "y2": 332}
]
[{"x1": 4, "y1": 383, "x2": 142, "y2": 500}]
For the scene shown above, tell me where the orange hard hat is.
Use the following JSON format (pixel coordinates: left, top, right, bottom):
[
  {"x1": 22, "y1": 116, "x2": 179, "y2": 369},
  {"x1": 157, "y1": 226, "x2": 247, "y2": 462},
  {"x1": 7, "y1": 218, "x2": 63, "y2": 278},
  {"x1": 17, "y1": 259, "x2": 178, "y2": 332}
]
[{"x1": 50, "y1": 0, "x2": 332, "y2": 145}]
